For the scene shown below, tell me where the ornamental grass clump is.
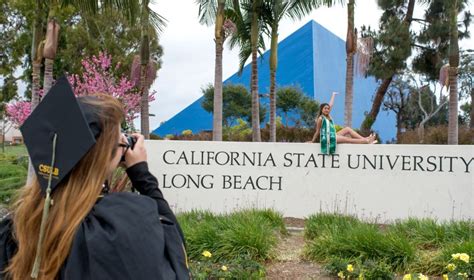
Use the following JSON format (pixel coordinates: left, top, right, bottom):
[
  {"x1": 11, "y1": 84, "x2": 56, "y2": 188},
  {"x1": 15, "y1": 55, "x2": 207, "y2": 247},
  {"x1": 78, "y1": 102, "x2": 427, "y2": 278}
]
[
  {"x1": 305, "y1": 222, "x2": 415, "y2": 271},
  {"x1": 388, "y1": 218, "x2": 473, "y2": 249},
  {"x1": 176, "y1": 209, "x2": 284, "y2": 278},
  {"x1": 304, "y1": 213, "x2": 360, "y2": 240}
]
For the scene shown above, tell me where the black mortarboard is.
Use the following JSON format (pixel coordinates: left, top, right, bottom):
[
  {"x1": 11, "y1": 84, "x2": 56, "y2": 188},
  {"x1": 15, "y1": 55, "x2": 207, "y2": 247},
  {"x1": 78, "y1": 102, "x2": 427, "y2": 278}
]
[
  {"x1": 20, "y1": 76, "x2": 101, "y2": 194},
  {"x1": 20, "y1": 76, "x2": 103, "y2": 278}
]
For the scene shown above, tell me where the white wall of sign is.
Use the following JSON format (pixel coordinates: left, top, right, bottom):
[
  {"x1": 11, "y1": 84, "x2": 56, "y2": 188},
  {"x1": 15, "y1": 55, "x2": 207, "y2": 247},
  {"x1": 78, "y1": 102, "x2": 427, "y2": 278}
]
[{"x1": 146, "y1": 140, "x2": 474, "y2": 221}]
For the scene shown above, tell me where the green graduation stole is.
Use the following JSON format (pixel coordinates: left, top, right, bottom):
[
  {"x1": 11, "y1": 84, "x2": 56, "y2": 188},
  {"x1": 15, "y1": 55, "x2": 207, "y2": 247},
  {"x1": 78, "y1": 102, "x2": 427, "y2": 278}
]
[{"x1": 320, "y1": 116, "x2": 336, "y2": 154}]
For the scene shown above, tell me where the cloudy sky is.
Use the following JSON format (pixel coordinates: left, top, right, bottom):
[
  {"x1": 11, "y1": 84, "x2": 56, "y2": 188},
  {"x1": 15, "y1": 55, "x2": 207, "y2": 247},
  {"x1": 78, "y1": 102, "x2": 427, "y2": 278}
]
[{"x1": 146, "y1": 0, "x2": 473, "y2": 131}]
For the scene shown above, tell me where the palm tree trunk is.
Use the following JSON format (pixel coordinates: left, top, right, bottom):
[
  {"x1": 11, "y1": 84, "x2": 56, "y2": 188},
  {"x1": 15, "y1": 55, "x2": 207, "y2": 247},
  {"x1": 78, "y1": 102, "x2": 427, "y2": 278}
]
[
  {"x1": 269, "y1": 25, "x2": 278, "y2": 142},
  {"x1": 345, "y1": 55, "x2": 354, "y2": 127},
  {"x1": 344, "y1": 0, "x2": 355, "y2": 128},
  {"x1": 43, "y1": 58, "x2": 54, "y2": 94},
  {"x1": 213, "y1": 39, "x2": 224, "y2": 141},
  {"x1": 140, "y1": 64, "x2": 150, "y2": 139},
  {"x1": 447, "y1": 68, "x2": 458, "y2": 144},
  {"x1": 31, "y1": 63, "x2": 42, "y2": 108},
  {"x1": 213, "y1": 1, "x2": 225, "y2": 141},
  {"x1": 140, "y1": 2, "x2": 150, "y2": 139},
  {"x1": 447, "y1": 0, "x2": 459, "y2": 145},
  {"x1": 250, "y1": 6, "x2": 261, "y2": 142}
]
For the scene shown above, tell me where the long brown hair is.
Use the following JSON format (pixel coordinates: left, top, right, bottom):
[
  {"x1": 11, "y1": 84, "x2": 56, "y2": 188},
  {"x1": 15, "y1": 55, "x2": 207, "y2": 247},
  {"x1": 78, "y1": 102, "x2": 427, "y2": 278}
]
[{"x1": 6, "y1": 95, "x2": 124, "y2": 279}]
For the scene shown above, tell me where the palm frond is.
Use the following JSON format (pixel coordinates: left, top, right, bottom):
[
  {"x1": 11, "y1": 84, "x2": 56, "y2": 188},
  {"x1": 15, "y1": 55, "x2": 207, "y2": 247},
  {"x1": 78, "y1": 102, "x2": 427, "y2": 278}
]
[
  {"x1": 148, "y1": 3, "x2": 167, "y2": 35},
  {"x1": 287, "y1": 0, "x2": 344, "y2": 20},
  {"x1": 238, "y1": 41, "x2": 252, "y2": 74},
  {"x1": 196, "y1": 0, "x2": 218, "y2": 25}
]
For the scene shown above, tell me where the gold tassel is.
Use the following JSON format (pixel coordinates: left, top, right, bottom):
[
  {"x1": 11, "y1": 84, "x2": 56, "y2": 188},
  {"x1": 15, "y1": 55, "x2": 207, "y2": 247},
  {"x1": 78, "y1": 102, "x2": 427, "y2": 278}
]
[{"x1": 31, "y1": 133, "x2": 57, "y2": 278}]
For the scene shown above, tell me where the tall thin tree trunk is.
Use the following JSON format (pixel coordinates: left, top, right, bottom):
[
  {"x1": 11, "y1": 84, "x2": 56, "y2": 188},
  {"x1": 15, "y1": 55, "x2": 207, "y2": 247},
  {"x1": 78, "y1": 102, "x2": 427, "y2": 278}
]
[
  {"x1": 213, "y1": 1, "x2": 225, "y2": 141},
  {"x1": 250, "y1": 6, "x2": 261, "y2": 142},
  {"x1": 140, "y1": 2, "x2": 150, "y2": 139},
  {"x1": 27, "y1": 1, "x2": 44, "y2": 186},
  {"x1": 448, "y1": 68, "x2": 458, "y2": 144},
  {"x1": 345, "y1": 55, "x2": 354, "y2": 127},
  {"x1": 396, "y1": 112, "x2": 402, "y2": 142},
  {"x1": 43, "y1": 58, "x2": 54, "y2": 94},
  {"x1": 447, "y1": 0, "x2": 459, "y2": 144},
  {"x1": 269, "y1": 25, "x2": 278, "y2": 142},
  {"x1": 360, "y1": 76, "x2": 393, "y2": 133},
  {"x1": 1, "y1": 113, "x2": 5, "y2": 154},
  {"x1": 344, "y1": 0, "x2": 355, "y2": 128},
  {"x1": 140, "y1": 64, "x2": 150, "y2": 138},
  {"x1": 360, "y1": 0, "x2": 415, "y2": 133},
  {"x1": 213, "y1": 39, "x2": 224, "y2": 141},
  {"x1": 470, "y1": 88, "x2": 474, "y2": 129}
]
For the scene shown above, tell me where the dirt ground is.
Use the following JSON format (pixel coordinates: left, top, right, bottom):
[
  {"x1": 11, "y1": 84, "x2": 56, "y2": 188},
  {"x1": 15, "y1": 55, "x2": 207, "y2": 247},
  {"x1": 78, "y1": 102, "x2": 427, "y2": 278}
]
[{"x1": 266, "y1": 218, "x2": 334, "y2": 280}]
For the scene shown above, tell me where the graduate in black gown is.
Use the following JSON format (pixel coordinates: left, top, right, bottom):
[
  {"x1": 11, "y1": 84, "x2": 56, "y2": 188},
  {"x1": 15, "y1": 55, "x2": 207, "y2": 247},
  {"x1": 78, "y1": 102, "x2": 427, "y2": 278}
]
[{"x1": 0, "y1": 77, "x2": 189, "y2": 280}]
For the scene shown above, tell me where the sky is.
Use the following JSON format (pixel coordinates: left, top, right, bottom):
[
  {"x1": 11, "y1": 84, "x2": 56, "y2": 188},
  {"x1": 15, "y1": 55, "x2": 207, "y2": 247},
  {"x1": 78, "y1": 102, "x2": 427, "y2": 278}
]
[
  {"x1": 5, "y1": 1, "x2": 473, "y2": 130},
  {"x1": 146, "y1": 0, "x2": 473, "y2": 131}
]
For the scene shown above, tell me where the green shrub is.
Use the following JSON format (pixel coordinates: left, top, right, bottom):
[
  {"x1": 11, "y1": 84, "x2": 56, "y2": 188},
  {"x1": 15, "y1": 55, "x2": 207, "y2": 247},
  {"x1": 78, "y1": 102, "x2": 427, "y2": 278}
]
[
  {"x1": 324, "y1": 257, "x2": 395, "y2": 280},
  {"x1": 438, "y1": 242, "x2": 474, "y2": 274},
  {"x1": 177, "y1": 209, "x2": 284, "y2": 278},
  {"x1": 388, "y1": 218, "x2": 474, "y2": 250},
  {"x1": 190, "y1": 254, "x2": 265, "y2": 280},
  {"x1": 305, "y1": 222, "x2": 415, "y2": 271},
  {"x1": 223, "y1": 119, "x2": 252, "y2": 142},
  {"x1": 305, "y1": 213, "x2": 360, "y2": 240},
  {"x1": 177, "y1": 209, "x2": 284, "y2": 261},
  {"x1": 398, "y1": 125, "x2": 474, "y2": 144}
]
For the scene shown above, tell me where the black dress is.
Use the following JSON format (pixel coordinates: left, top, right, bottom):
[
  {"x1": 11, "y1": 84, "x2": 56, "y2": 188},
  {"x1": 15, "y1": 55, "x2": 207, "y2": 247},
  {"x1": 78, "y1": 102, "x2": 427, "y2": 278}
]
[{"x1": 0, "y1": 162, "x2": 189, "y2": 280}]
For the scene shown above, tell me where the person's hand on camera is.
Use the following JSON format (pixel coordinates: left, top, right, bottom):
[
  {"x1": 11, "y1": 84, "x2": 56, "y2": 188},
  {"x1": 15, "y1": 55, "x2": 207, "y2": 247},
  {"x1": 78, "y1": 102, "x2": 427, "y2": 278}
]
[{"x1": 124, "y1": 133, "x2": 147, "y2": 168}]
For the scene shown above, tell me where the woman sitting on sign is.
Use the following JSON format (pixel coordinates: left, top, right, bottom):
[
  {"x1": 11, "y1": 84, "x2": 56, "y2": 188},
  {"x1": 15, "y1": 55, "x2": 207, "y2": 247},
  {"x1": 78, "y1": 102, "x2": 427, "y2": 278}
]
[
  {"x1": 0, "y1": 77, "x2": 189, "y2": 280},
  {"x1": 309, "y1": 92, "x2": 377, "y2": 154}
]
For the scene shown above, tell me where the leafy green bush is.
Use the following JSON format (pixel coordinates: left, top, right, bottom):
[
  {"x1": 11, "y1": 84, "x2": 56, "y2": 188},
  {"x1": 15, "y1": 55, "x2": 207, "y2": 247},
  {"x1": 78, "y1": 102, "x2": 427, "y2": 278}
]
[
  {"x1": 223, "y1": 119, "x2": 252, "y2": 141},
  {"x1": 324, "y1": 257, "x2": 395, "y2": 280},
  {"x1": 181, "y1": 129, "x2": 193, "y2": 136}
]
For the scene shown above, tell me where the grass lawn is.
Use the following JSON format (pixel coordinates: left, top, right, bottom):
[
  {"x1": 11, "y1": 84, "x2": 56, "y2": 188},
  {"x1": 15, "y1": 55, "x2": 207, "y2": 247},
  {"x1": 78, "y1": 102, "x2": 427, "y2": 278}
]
[
  {"x1": 0, "y1": 145, "x2": 28, "y2": 205},
  {"x1": 0, "y1": 144, "x2": 28, "y2": 157}
]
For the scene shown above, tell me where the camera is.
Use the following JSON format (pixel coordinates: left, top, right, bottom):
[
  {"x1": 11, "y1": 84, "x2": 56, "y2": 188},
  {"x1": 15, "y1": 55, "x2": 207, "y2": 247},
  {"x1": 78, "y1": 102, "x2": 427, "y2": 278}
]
[{"x1": 120, "y1": 134, "x2": 137, "y2": 162}]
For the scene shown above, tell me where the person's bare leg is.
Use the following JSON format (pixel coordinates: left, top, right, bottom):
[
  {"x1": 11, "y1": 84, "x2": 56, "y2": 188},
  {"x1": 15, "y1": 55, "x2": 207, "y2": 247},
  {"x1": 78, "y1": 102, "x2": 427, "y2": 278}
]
[
  {"x1": 337, "y1": 134, "x2": 376, "y2": 144},
  {"x1": 337, "y1": 127, "x2": 365, "y2": 139}
]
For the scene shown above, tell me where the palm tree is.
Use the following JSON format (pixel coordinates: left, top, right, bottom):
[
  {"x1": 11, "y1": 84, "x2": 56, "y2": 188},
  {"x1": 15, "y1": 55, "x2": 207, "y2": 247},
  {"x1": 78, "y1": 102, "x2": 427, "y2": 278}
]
[
  {"x1": 263, "y1": 0, "x2": 343, "y2": 142},
  {"x1": 137, "y1": 0, "x2": 166, "y2": 139},
  {"x1": 447, "y1": 0, "x2": 459, "y2": 144},
  {"x1": 344, "y1": 0, "x2": 355, "y2": 128},
  {"x1": 196, "y1": 0, "x2": 235, "y2": 141},
  {"x1": 228, "y1": 0, "x2": 267, "y2": 142},
  {"x1": 249, "y1": 0, "x2": 264, "y2": 142}
]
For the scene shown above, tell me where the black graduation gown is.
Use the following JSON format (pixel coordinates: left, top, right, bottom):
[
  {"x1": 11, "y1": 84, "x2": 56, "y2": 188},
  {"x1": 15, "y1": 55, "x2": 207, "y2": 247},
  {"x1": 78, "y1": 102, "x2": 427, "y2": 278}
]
[{"x1": 0, "y1": 162, "x2": 189, "y2": 280}]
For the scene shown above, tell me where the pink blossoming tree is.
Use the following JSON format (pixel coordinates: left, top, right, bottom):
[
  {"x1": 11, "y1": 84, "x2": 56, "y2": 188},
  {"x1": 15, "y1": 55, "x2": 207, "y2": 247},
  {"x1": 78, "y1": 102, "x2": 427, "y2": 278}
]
[{"x1": 6, "y1": 52, "x2": 153, "y2": 128}]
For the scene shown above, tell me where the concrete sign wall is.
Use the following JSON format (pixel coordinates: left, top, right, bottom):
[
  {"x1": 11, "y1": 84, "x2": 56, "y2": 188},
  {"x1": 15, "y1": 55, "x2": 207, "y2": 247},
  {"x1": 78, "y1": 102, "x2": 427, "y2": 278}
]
[{"x1": 146, "y1": 141, "x2": 473, "y2": 221}]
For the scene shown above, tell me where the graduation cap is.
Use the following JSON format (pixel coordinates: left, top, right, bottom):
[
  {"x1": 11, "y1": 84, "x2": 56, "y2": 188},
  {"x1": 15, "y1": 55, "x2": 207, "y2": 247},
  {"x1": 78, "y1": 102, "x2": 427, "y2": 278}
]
[{"x1": 20, "y1": 76, "x2": 102, "y2": 278}]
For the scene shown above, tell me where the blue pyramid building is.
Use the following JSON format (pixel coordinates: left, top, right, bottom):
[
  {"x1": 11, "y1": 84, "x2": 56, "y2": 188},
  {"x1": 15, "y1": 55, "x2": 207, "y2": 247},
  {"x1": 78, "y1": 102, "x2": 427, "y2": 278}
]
[{"x1": 153, "y1": 20, "x2": 395, "y2": 142}]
